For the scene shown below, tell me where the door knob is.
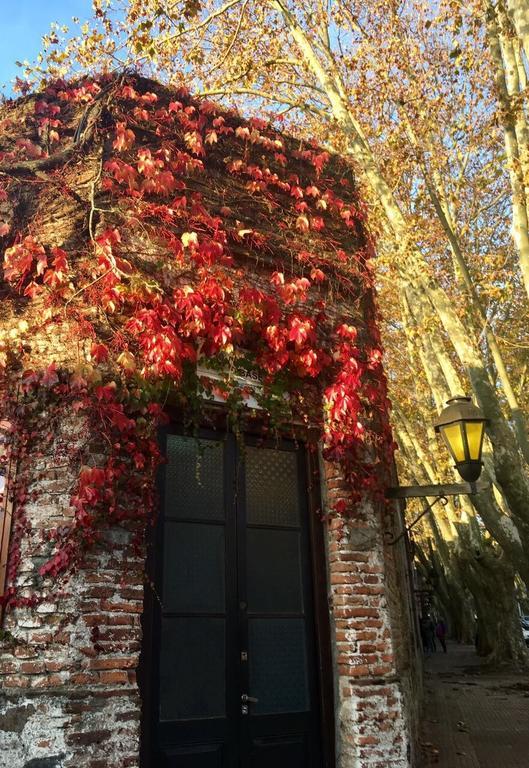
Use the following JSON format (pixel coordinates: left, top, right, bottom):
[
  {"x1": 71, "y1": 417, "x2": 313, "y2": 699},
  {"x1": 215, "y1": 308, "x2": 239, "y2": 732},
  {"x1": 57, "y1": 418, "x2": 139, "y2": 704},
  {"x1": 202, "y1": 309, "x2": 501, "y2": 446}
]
[{"x1": 241, "y1": 693, "x2": 259, "y2": 703}]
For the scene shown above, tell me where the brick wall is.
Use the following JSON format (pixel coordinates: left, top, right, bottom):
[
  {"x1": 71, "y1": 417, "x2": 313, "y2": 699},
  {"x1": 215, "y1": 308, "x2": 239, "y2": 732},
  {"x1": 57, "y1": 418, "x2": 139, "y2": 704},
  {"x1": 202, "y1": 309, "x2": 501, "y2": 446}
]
[
  {"x1": 321, "y1": 457, "x2": 421, "y2": 767},
  {"x1": 0, "y1": 450, "x2": 420, "y2": 768},
  {"x1": 0, "y1": 447, "x2": 145, "y2": 768},
  {"x1": 0, "y1": 306, "x2": 145, "y2": 768},
  {"x1": 0, "y1": 431, "x2": 421, "y2": 768}
]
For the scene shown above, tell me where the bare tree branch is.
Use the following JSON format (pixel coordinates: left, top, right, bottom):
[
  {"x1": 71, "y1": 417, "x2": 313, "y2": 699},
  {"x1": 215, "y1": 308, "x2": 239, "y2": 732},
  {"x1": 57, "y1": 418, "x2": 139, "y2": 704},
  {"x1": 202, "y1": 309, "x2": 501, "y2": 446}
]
[{"x1": 207, "y1": 0, "x2": 249, "y2": 74}]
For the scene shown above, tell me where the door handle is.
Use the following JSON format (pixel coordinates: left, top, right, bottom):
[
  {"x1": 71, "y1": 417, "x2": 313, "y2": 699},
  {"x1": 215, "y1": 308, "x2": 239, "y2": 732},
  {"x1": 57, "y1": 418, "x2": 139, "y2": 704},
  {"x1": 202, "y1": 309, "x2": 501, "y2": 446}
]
[{"x1": 241, "y1": 693, "x2": 259, "y2": 703}]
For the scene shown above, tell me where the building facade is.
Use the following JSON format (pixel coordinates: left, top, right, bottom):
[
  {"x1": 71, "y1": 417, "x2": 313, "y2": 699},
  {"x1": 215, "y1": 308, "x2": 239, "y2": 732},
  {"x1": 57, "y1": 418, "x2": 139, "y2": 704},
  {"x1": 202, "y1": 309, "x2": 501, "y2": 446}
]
[{"x1": 0, "y1": 75, "x2": 421, "y2": 768}]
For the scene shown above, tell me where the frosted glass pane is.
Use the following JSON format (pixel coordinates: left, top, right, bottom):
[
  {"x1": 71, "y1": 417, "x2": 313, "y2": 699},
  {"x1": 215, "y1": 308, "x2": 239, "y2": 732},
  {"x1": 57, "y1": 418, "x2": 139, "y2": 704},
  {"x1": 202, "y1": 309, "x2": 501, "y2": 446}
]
[
  {"x1": 160, "y1": 618, "x2": 225, "y2": 720},
  {"x1": 249, "y1": 619, "x2": 309, "y2": 714},
  {"x1": 247, "y1": 528, "x2": 303, "y2": 613},
  {"x1": 165, "y1": 435, "x2": 224, "y2": 520},
  {"x1": 163, "y1": 522, "x2": 225, "y2": 612},
  {"x1": 246, "y1": 447, "x2": 299, "y2": 526}
]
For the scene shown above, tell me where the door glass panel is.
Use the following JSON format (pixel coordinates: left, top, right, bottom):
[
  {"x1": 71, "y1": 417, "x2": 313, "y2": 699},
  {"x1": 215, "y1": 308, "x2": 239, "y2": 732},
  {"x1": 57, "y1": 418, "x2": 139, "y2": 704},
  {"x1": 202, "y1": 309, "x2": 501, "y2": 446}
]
[
  {"x1": 163, "y1": 522, "x2": 225, "y2": 613},
  {"x1": 246, "y1": 447, "x2": 299, "y2": 525},
  {"x1": 159, "y1": 617, "x2": 225, "y2": 720},
  {"x1": 248, "y1": 618, "x2": 309, "y2": 714},
  {"x1": 165, "y1": 435, "x2": 224, "y2": 520},
  {"x1": 247, "y1": 529, "x2": 303, "y2": 613}
]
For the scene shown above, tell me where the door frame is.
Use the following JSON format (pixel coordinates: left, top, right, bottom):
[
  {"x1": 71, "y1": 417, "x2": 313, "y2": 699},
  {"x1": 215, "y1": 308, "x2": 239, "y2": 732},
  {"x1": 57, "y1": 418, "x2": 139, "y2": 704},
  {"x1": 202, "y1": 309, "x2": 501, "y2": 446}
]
[{"x1": 138, "y1": 422, "x2": 335, "y2": 768}]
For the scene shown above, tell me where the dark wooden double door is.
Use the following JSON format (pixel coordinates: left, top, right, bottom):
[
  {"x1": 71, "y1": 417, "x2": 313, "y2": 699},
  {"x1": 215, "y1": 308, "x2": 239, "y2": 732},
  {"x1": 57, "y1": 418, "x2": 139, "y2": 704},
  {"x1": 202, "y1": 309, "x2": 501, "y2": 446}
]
[{"x1": 143, "y1": 432, "x2": 328, "y2": 768}]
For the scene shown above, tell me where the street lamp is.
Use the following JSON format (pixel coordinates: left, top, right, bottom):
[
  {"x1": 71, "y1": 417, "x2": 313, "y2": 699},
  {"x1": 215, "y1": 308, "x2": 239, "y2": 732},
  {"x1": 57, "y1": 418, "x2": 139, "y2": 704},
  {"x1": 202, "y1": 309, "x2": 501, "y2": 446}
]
[
  {"x1": 385, "y1": 395, "x2": 488, "y2": 545},
  {"x1": 387, "y1": 395, "x2": 488, "y2": 502},
  {"x1": 433, "y1": 396, "x2": 486, "y2": 483}
]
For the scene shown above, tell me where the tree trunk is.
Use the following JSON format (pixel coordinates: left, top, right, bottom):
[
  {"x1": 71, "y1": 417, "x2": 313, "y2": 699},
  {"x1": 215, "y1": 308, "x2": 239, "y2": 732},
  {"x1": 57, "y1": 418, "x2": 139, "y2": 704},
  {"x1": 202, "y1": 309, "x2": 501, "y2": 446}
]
[
  {"x1": 506, "y1": 0, "x2": 529, "y2": 66},
  {"x1": 485, "y1": 0, "x2": 529, "y2": 301},
  {"x1": 466, "y1": 552, "x2": 529, "y2": 667},
  {"x1": 403, "y1": 116, "x2": 529, "y2": 458}
]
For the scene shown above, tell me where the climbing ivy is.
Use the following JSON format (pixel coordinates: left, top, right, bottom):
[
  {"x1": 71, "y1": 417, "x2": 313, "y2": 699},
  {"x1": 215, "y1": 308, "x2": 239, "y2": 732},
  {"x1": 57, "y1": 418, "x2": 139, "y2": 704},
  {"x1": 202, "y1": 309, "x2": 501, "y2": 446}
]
[{"x1": 0, "y1": 74, "x2": 394, "y2": 604}]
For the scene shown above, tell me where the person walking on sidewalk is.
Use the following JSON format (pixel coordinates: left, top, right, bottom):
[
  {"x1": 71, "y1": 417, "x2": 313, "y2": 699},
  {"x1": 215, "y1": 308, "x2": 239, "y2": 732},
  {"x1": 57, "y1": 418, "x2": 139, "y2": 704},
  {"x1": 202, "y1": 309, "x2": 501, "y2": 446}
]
[
  {"x1": 435, "y1": 618, "x2": 448, "y2": 653},
  {"x1": 421, "y1": 615, "x2": 437, "y2": 653}
]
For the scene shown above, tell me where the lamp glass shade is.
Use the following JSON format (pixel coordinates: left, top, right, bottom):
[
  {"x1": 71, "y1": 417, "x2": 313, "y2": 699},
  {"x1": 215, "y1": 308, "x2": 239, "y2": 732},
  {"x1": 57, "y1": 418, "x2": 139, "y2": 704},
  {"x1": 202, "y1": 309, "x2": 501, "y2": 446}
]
[
  {"x1": 465, "y1": 420, "x2": 485, "y2": 461},
  {"x1": 439, "y1": 423, "x2": 466, "y2": 463}
]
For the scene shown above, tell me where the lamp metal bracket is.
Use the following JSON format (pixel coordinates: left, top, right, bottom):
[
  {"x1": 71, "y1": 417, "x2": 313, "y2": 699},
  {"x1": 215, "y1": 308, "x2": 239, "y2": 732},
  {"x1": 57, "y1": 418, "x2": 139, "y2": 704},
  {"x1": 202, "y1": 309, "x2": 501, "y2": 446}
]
[
  {"x1": 386, "y1": 495, "x2": 448, "y2": 546},
  {"x1": 384, "y1": 480, "x2": 490, "y2": 546},
  {"x1": 385, "y1": 480, "x2": 489, "y2": 500}
]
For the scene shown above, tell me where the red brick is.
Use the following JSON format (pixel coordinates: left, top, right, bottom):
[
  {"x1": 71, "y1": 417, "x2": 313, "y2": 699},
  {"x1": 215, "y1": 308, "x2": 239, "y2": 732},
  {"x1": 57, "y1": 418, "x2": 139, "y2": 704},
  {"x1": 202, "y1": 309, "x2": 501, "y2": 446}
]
[
  {"x1": 3, "y1": 675, "x2": 30, "y2": 687},
  {"x1": 338, "y1": 607, "x2": 379, "y2": 619},
  {"x1": 97, "y1": 627, "x2": 140, "y2": 642},
  {"x1": 99, "y1": 670, "x2": 129, "y2": 684},
  {"x1": 70, "y1": 672, "x2": 99, "y2": 685},
  {"x1": 359, "y1": 643, "x2": 377, "y2": 654},
  {"x1": 95, "y1": 641, "x2": 141, "y2": 654},
  {"x1": 0, "y1": 660, "x2": 18, "y2": 674},
  {"x1": 83, "y1": 614, "x2": 109, "y2": 627},
  {"x1": 345, "y1": 665, "x2": 370, "y2": 678},
  {"x1": 334, "y1": 579, "x2": 362, "y2": 591},
  {"x1": 107, "y1": 614, "x2": 136, "y2": 626},
  {"x1": 372, "y1": 665, "x2": 392, "y2": 676},
  {"x1": 338, "y1": 552, "x2": 371, "y2": 564},
  {"x1": 351, "y1": 585, "x2": 379, "y2": 595},
  {"x1": 85, "y1": 572, "x2": 116, "y2": 584},
  {"x1": 79, "y1": 646, "x2": 98, "y2": 658},
  {"x1": 84, "y1": 586, "x2": 116, "y2": 599},
  {"x1": 89, "y1": 657, "x2": 137, "y2": 670},
  {"x1": 79, "y1": 600, "x2": 100, "y2": 612},
  {"x1": 44, "y1": 660, "x2": 72, "y2": 674},
  {"x1": 358, "y1": 735, "x2": 378, "y2": 746},
  {"x1": 30, "y1": 673, "x2": 63, "y2": 688},
  {"x1": 329, "y1": 575, "x2": 354, "y2": 586},
  {"x1": 100, "y1": 600, "x2": 142, "y2": 613},
  {"x1": 119, "y1": 587, "x2": 144, "y2": 600},
  {"x1": 67, "y1": 730, "x2": 111, "y2": 746},
  {"x1": 20, "y1": 661, "x2": 46, "y2": 674},
  {"x1": 14, "y1": 646, "x2": 38, "y2": 659}
]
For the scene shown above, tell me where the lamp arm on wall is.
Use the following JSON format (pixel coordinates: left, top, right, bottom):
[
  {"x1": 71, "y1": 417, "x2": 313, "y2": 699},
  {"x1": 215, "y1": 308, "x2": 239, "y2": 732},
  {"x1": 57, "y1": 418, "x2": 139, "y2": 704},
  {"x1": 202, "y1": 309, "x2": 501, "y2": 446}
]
[
  {"x1": 385, "y1": 495, "x2": 448, "y2": 546},
  {"x1": 384, "y1": 478, "x2": 490, "y2": 547},
  {"x1": 385, "y1": 480, "x2": 489, "y2": 500}
]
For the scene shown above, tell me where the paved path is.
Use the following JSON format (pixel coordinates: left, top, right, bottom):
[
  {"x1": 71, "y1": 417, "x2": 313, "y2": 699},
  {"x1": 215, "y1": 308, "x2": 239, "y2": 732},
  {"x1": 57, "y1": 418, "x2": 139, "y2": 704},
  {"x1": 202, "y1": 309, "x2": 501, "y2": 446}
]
[{"x1": 419, "y1": 642, "x2": 529, "y2": 767}]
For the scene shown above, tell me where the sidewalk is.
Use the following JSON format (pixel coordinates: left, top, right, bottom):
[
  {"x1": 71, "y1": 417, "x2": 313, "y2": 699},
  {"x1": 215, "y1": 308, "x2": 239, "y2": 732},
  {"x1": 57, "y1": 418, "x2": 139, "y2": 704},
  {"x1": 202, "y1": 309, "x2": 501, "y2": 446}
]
[{"x1": 419, "y1": 642, "x2": 529, "y2": 767}]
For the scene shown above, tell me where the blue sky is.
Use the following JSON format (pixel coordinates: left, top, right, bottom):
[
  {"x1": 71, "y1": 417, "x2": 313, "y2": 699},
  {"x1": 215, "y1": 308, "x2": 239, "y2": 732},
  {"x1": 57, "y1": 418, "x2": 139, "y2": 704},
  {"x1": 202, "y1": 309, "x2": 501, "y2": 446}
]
[{"x1": 0, "y1": 1, "x2": 94, "y2": 92}]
